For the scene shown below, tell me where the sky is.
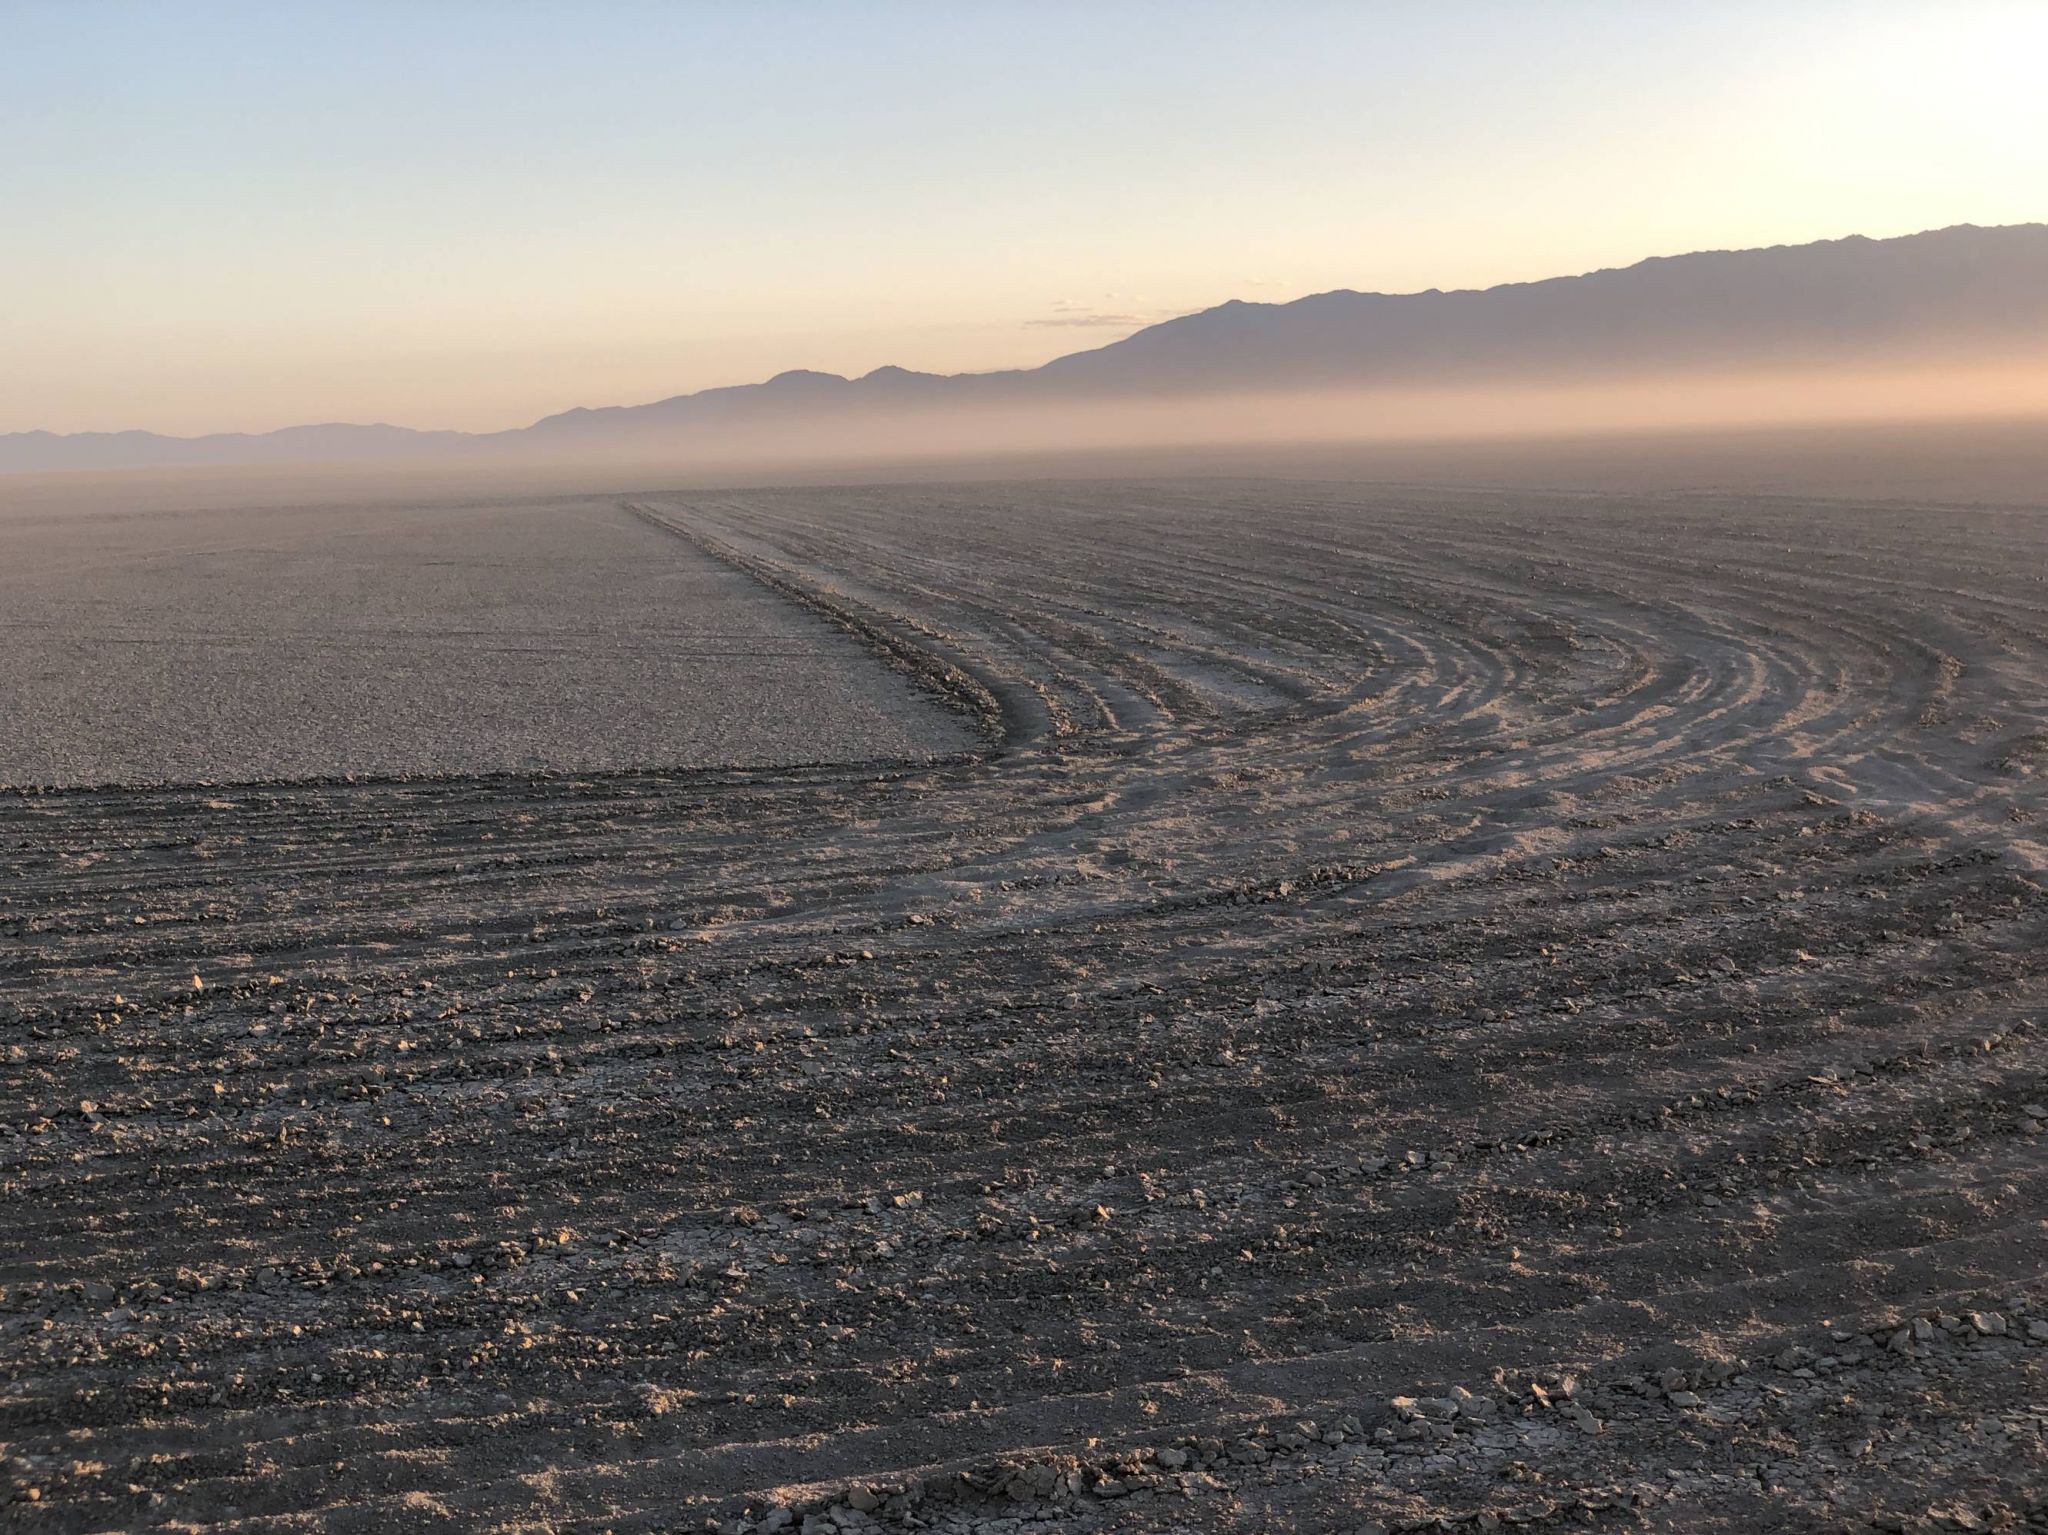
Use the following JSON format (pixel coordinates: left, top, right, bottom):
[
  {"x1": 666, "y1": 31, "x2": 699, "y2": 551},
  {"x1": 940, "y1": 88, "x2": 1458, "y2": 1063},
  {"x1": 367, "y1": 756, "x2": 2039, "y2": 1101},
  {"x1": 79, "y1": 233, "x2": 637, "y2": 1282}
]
[{"x1": 4, "y1": 0, "x2": 2046, "y2": 437}]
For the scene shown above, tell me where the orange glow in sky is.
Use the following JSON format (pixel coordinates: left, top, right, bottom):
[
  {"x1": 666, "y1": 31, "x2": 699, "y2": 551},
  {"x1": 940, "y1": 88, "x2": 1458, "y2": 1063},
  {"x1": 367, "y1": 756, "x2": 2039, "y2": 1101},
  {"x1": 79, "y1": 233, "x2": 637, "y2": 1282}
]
[{"x1": 3, "y1": 1, "x2": 2045, "y2": 435}]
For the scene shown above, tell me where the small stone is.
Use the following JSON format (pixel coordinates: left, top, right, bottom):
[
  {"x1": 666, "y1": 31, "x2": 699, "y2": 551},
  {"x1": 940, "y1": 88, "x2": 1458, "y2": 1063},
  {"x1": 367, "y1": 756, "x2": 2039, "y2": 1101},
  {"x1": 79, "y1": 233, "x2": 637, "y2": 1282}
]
[
  {"x1": 1667, "y1": 1390, "x2": 1702, "y2": 1408},
  {"x1": 846, "y1": 1488, "x2": 881, "y2": 1514},
  {"x1": 1453, "y1": 1391, "x2": 1494, "y2": 1420},
  {"x1": 1154, "y1": 1446, "x2": 1188, "y2": 1470},
  {"x1": 760, "y1": 1511, "x2": 793, "y2": 1533}
]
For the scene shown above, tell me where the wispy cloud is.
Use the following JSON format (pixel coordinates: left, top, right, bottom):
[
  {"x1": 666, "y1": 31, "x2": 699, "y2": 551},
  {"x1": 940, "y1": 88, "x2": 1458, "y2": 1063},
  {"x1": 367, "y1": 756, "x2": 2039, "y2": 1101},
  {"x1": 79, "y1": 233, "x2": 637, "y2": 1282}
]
[
  {"x1": 1028, "y1": 295, "x2": 1187, "y2": 329},
  {"x1": 1026, "y1": 311, "x2": 1156, "y2": 329}
]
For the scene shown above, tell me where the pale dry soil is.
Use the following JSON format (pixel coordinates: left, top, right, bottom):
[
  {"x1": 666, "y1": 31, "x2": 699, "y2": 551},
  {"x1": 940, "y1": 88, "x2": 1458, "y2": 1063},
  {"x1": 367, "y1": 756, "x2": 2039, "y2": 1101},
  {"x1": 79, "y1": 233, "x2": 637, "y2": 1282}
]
[
  {"x1": 0, "y1": 495, "x2": 972, "y2": 784},
  {"x1": 4, "y1": 482, "x2": 2048, "y2": 1534}
]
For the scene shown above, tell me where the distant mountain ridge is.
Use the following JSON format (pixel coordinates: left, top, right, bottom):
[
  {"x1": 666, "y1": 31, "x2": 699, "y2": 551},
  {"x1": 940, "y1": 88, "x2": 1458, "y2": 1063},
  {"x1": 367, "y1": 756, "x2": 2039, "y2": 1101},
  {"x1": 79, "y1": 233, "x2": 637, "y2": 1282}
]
[
  {"x1": 0, "y1": 423, "x2": 469, "y2": 473},
  {"x1": 7, "y1": 223, "x2": 2046, "y2": 473}
]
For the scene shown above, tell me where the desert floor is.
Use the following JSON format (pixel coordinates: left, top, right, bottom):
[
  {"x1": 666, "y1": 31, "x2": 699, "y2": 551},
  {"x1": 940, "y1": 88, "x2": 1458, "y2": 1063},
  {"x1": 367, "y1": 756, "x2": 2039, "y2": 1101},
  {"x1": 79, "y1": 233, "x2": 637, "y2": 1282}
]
[
  {"x1": 0, "y1": 495, "x2": 972, "y2": 784},
  {"x1": 4, "y1": 480, "x2": 2047, "y2": 1533}
]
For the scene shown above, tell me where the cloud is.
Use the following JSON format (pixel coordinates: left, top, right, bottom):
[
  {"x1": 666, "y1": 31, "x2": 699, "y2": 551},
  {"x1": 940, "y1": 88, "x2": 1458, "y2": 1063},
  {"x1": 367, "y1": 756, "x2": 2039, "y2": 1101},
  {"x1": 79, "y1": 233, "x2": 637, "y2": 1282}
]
[{"x1": 1026, "y1": 311, "x2": 1156, "y2": 329}]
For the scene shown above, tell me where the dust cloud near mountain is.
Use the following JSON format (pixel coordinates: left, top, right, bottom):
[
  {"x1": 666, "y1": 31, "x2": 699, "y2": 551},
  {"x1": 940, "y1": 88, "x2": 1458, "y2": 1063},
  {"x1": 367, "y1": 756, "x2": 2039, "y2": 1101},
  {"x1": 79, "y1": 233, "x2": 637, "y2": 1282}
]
[
  {"x1": 5, "y1": 223, "x2": 2046, "y2": 478},
  {"x1": 499, "y1": 354, "x2": 2048, "y2": 482}
]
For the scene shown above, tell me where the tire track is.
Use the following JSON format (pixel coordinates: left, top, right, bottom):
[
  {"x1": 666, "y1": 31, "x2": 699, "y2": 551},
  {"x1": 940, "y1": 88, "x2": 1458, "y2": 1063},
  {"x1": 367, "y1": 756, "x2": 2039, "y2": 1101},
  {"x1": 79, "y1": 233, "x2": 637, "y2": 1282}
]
[{"x1": 4, "y1": 481, "x2": 2046, "y2": 1532}]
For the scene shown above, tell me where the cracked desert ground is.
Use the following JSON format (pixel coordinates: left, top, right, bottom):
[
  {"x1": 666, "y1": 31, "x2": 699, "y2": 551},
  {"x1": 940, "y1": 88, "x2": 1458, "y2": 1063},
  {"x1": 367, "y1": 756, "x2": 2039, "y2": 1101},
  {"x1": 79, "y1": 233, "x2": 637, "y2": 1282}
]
[{"x1": 4, "y1": 477, "x2": 2047, "y2": 1534}]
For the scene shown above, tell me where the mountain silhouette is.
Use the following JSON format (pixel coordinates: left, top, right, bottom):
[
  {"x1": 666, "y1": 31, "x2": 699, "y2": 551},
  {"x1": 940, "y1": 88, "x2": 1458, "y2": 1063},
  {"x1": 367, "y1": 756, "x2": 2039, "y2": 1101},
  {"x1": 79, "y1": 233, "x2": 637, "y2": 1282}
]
[
  {"x1": 7, "y1": 223, "x2": 2045, "y2": 473},
  {"x1": 1035, "y1": 223, "x2": 2048, "y2": 389}
]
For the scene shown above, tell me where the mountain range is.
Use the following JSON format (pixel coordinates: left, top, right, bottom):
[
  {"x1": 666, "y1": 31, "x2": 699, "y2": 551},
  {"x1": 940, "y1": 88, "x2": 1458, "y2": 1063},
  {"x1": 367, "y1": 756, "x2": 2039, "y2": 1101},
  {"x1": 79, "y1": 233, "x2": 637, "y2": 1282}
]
[{"x1": 6, "y1": 222, "x2": 2046, "y2": 474}]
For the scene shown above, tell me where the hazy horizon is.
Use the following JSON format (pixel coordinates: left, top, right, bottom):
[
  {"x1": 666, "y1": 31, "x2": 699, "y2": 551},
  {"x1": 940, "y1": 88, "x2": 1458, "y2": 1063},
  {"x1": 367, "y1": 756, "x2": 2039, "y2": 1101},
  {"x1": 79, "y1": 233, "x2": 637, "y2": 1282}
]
[
  {"x1": 7, "y1": 0, "x2": 2047, "y2": 439},
  {"x1": 6, "y1": 217, "x2": 2048, "y2": 478}
]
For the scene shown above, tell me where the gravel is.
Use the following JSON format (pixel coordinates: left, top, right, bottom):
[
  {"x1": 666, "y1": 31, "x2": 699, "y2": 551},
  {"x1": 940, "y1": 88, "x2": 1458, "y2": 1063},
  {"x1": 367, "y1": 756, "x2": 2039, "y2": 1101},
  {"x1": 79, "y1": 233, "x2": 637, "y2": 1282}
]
[{"x1": 5, "y1": 478, "x2": 2046, "y2": 1531}]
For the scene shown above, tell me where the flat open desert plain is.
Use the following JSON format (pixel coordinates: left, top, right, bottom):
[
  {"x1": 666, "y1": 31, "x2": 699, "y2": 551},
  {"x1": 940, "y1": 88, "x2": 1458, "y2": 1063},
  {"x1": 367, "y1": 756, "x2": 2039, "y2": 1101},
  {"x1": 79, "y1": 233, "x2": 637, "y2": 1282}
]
[
  {"x1": 0, "y1": 496, "x2": 974, "y2": 784},
  {"x1": 5, "y1": 479, "x2": 2048, "y2": 1534}
]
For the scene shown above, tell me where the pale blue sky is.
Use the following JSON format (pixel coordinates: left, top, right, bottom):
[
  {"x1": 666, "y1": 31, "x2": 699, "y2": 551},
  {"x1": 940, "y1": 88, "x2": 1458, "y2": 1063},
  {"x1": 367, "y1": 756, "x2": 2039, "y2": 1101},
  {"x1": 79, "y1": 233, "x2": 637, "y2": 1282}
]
[{"x1": 4, "y1": 0, "x2": 2044, "y2": 433}]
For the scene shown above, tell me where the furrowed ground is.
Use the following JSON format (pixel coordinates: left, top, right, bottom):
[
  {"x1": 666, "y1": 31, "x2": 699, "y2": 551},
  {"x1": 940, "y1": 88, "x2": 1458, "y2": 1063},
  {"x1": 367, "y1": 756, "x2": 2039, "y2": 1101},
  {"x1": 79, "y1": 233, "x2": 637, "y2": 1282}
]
[{"x1": 4, "y1": 482, "x2": 2047, "y2": 1533}]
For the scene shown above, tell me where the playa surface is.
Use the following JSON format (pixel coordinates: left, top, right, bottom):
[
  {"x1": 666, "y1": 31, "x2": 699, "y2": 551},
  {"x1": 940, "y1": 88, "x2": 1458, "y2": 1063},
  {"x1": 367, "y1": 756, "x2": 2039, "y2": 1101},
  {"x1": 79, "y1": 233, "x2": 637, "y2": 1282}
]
[
  {"x1": 0, "y1": 494, "x2": 974, "y2": 785},
  {"x1": 5, "y1": 479, "x2": 2047, "y2": 1532}
]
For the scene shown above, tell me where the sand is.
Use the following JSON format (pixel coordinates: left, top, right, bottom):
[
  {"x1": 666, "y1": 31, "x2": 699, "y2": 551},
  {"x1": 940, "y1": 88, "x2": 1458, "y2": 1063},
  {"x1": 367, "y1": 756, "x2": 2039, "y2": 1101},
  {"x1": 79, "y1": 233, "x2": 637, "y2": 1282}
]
[{"x1": 4, "y1": 479, "x2": 2047, "y2": 1532}]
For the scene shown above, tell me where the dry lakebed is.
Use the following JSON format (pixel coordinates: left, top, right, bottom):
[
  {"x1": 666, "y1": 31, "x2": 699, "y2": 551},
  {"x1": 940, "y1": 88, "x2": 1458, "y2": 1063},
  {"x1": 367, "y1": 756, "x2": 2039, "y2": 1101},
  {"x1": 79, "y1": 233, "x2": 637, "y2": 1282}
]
[{"x1": 4, "y1": 479, "x2": 2047, "y2": 1533}]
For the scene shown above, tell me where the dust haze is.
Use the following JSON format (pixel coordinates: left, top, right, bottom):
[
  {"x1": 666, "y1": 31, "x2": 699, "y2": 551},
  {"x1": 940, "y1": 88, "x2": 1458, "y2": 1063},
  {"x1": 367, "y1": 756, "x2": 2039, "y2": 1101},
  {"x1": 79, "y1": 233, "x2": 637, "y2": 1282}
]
[{"x1": 501, "y1": 353, "x2": 2048, "y2": 480}]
